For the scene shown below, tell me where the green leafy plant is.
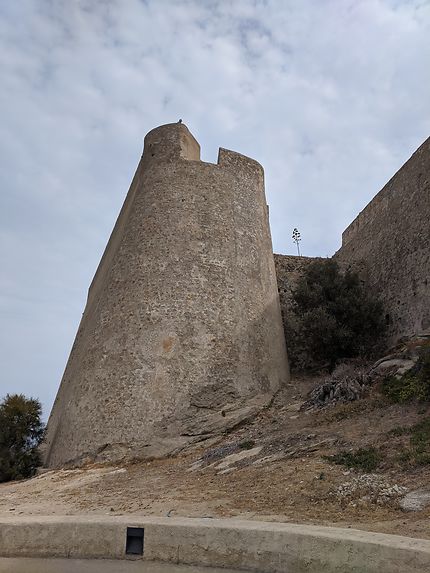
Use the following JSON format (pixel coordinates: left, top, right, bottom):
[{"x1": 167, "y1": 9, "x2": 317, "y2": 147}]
[
  {"x1": 284, "y1": 259, "x2": 386, "y2": 370},
  {"x1": 0, "y1": 394, "x2": 45, "y2": 483},
  {"x1": 324, "y1": 447, "x2": 382, "y2": 472},
  {"x1": 382, "y1": 347, "x2": 430, "y2": 403},
  {"x1": 410, "y1": 417, "x2": 430, "y2": 465},
  {"x1": 392, "y1": 417, "x2": 430, "y2": 467},
  {"x1": 388, "y1": 425, "x2": 410, "y2": 437}
]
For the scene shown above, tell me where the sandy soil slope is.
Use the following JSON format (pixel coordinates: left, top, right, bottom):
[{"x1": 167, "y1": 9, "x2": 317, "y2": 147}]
[{"x1": 1, "y1": 376, "x2": 429, "y2": 540}]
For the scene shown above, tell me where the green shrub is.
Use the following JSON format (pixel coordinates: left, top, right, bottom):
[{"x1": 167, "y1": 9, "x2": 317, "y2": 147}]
[
  {"x1": 238, "y1": 439, "x2": 256, "y2": 450},
  {"x1": 382, "y1": 348, "x2": 430, "y2": 403},
  {"x1": 0, "y1": 394, "x2": 45, "y2": 483},
  {"x1": 382, "y1": 375, "x2": 427, "y2": 403},
  {"x1": 410, "y1": 417, "x2": 430, "y2": 462},
  {"x1": 284, "y1": 259, "x2": 386, "y2": 370},
  {"x1": 396, "y1": 450, "x2": 413, "y2": 464},
  {"x1": 388, "y1": 425, "x2": 410, "y2": 437},
  {"x1": 415, "y1": 452, "x2": 430, "y2": 465},
  {"x1": 393, "y1": 417, "x2": 430, "y2": 467},
  {"x1": 324, "y1": 447, "x2": 382, "y2": 472}
]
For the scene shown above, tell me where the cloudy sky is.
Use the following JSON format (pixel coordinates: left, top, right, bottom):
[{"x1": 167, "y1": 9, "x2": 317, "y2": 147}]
[{"x1": 1, "y1": 0, "x2": 429, "y2": 418}]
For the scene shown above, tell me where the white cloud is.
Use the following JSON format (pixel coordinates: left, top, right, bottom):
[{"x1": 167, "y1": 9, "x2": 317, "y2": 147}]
[{"x1": 1, "y1": 0, "x2": 429, "y2": 414}]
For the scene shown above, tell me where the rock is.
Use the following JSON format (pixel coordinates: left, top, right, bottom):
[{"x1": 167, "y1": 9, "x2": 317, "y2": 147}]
[
  {"x1": 187, "y1": 460, "x2": 203, "y2": 472},
  {"x1": 252, "y1": 453, "x2": 285, "y2": 466},
  {"x1": 370, "y1": 353, "x2": 401, "y2": 370},
  {"x1": 218, "y1": 467, "x2": 236, "y2": 475},
  {"x1": 286, "y1": 438, "x2": 337, "y2": 457},
  {"x1": 334, "y1": 474, "x2": 408, "y2": 506},
  {"x1": 179, "y1": 393, "x2": 273, "y2": 438},
  {"x1": 371, "y1": 358, "x2": 416, "y2": 375},
  {"x1": 399, "y1": 489, "x2": 430, "y2": 512},
  {"x1": 214, "y1": 446, "x2": 263, "y2": 470},
  {"x1": 35, "y1": 467, "x2": 52, "y2": 476},
  {"x1": 285, "y1": 402, "x2": 303, "y2": 412},
  {"x1": 105, "y1": 468, "x2": 127, "y2": 476}
]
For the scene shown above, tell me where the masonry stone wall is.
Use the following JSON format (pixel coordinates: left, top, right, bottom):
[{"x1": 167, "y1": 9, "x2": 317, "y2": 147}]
[
  {"x1": 44, "y1": 124, "x2": 429, "y2": 469},
  {"x1": 274, "y1": 254, "x2": 321, "y2": 328},
  {"x1": 334, "y1": 137, "x2": 430, "y2": 344},
  {"x1": 44, "y1": 123, "x2": 289, "y2": 468}
]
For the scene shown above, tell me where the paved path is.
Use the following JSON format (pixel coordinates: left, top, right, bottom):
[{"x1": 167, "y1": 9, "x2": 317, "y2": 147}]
[{"x1": 0, "y1": 559, "x2": 242, "y2": 573}]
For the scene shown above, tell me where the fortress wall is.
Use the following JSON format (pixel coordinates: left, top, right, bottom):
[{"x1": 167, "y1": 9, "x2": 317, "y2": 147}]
[
  {"x1": 87, "y1": 123, "x2": 201, "y2": 313},
  {"x1": 335, "y1": 137, "x2": 430, "y2": 343},
  {"x1": 44, "y1": 123, "x2": 288, "y2": 468},
  {"x1": 274, "y1": 254, "x2": 321, "y2": 328}
]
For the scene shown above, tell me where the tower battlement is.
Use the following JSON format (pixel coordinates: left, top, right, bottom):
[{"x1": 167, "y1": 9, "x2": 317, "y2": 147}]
[{"x1": 144, "y1": 122, "x2": 201, "y2": 162}]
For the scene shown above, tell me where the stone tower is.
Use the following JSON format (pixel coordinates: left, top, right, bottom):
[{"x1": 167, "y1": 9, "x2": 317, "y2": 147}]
[{"x1": 44, "y1": 123, "x2": 289, "y2": 468}]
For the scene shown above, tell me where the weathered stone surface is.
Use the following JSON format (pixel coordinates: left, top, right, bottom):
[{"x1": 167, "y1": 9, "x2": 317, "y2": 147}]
[
  {"x1": 275, "y1": 139, "x2": 430, "y2": 350},
  {"x1": 400, "y1": 490, "x2": 430, "y2": 512},
  {"x1": 274, "y1": 254, "x2": 321, "y2": 324},
  {"x1": 43, "y1": 123, "x2": 289, "y2": 468},
  {"x1": 371, "y1": 358, "x2": 416, "y2": 375},
  {"x1": 213, "y1": 446, "x2": 263, "y2": 470},
  {"x1": 334, "y1": 137, "x2": 430, "y2": 345}
]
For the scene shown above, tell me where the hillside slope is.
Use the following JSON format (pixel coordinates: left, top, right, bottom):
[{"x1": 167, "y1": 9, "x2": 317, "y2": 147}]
[{"x1": 1, "y1": 350, "x2": 429, "y2": 540}]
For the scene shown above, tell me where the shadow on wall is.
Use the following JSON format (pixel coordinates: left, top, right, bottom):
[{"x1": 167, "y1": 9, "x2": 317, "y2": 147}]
[{"x1": 43, "y1": 293, "x2": 289, "y2": 468}]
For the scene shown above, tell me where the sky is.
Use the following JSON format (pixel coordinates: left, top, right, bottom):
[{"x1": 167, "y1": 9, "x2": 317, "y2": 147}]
[{"x1": 1, "y1": 0, "x2": 429, "y2": 419}]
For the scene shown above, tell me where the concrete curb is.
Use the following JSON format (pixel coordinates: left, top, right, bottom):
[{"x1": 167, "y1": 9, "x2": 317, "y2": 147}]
[{"x1": 0, "y1": 516, "x2": 429, "y2": 572}]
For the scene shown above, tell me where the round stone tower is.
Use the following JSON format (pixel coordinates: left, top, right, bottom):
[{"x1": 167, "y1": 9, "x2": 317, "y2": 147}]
[{"x1": 44, "y1": 123, "x2": 289, "y2": 468}]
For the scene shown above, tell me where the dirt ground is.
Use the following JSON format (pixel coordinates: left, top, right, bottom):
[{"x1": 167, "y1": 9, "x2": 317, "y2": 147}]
[{"x1": 1, "y1": 376, "x2": 429, "y2": 540}]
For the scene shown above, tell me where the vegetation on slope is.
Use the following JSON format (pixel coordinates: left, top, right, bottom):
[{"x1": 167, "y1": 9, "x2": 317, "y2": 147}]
[
  {"x1": 284, "y1": 259, "x2": 387, "y2": 371},
  {"x1": 382, "y1": 346, "x2": 430, "y2": 403}
]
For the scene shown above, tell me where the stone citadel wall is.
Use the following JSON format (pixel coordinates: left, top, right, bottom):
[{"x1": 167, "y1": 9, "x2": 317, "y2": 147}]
[
  {"x1": 44, "y1": 124, "x2": 429, "y2": 469},
  {"x1": 44, "y1": 123, "x2": 289, "y2": 468},
  {"x1": 334, "y1": 137, "x2": 430, "y2": 343},
  {"x1": 274, "y1": 254, "x2": 321, "y2": 328},
  {"x1": 274, "y1": 138, "x2": 429, "y2": 348}
]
